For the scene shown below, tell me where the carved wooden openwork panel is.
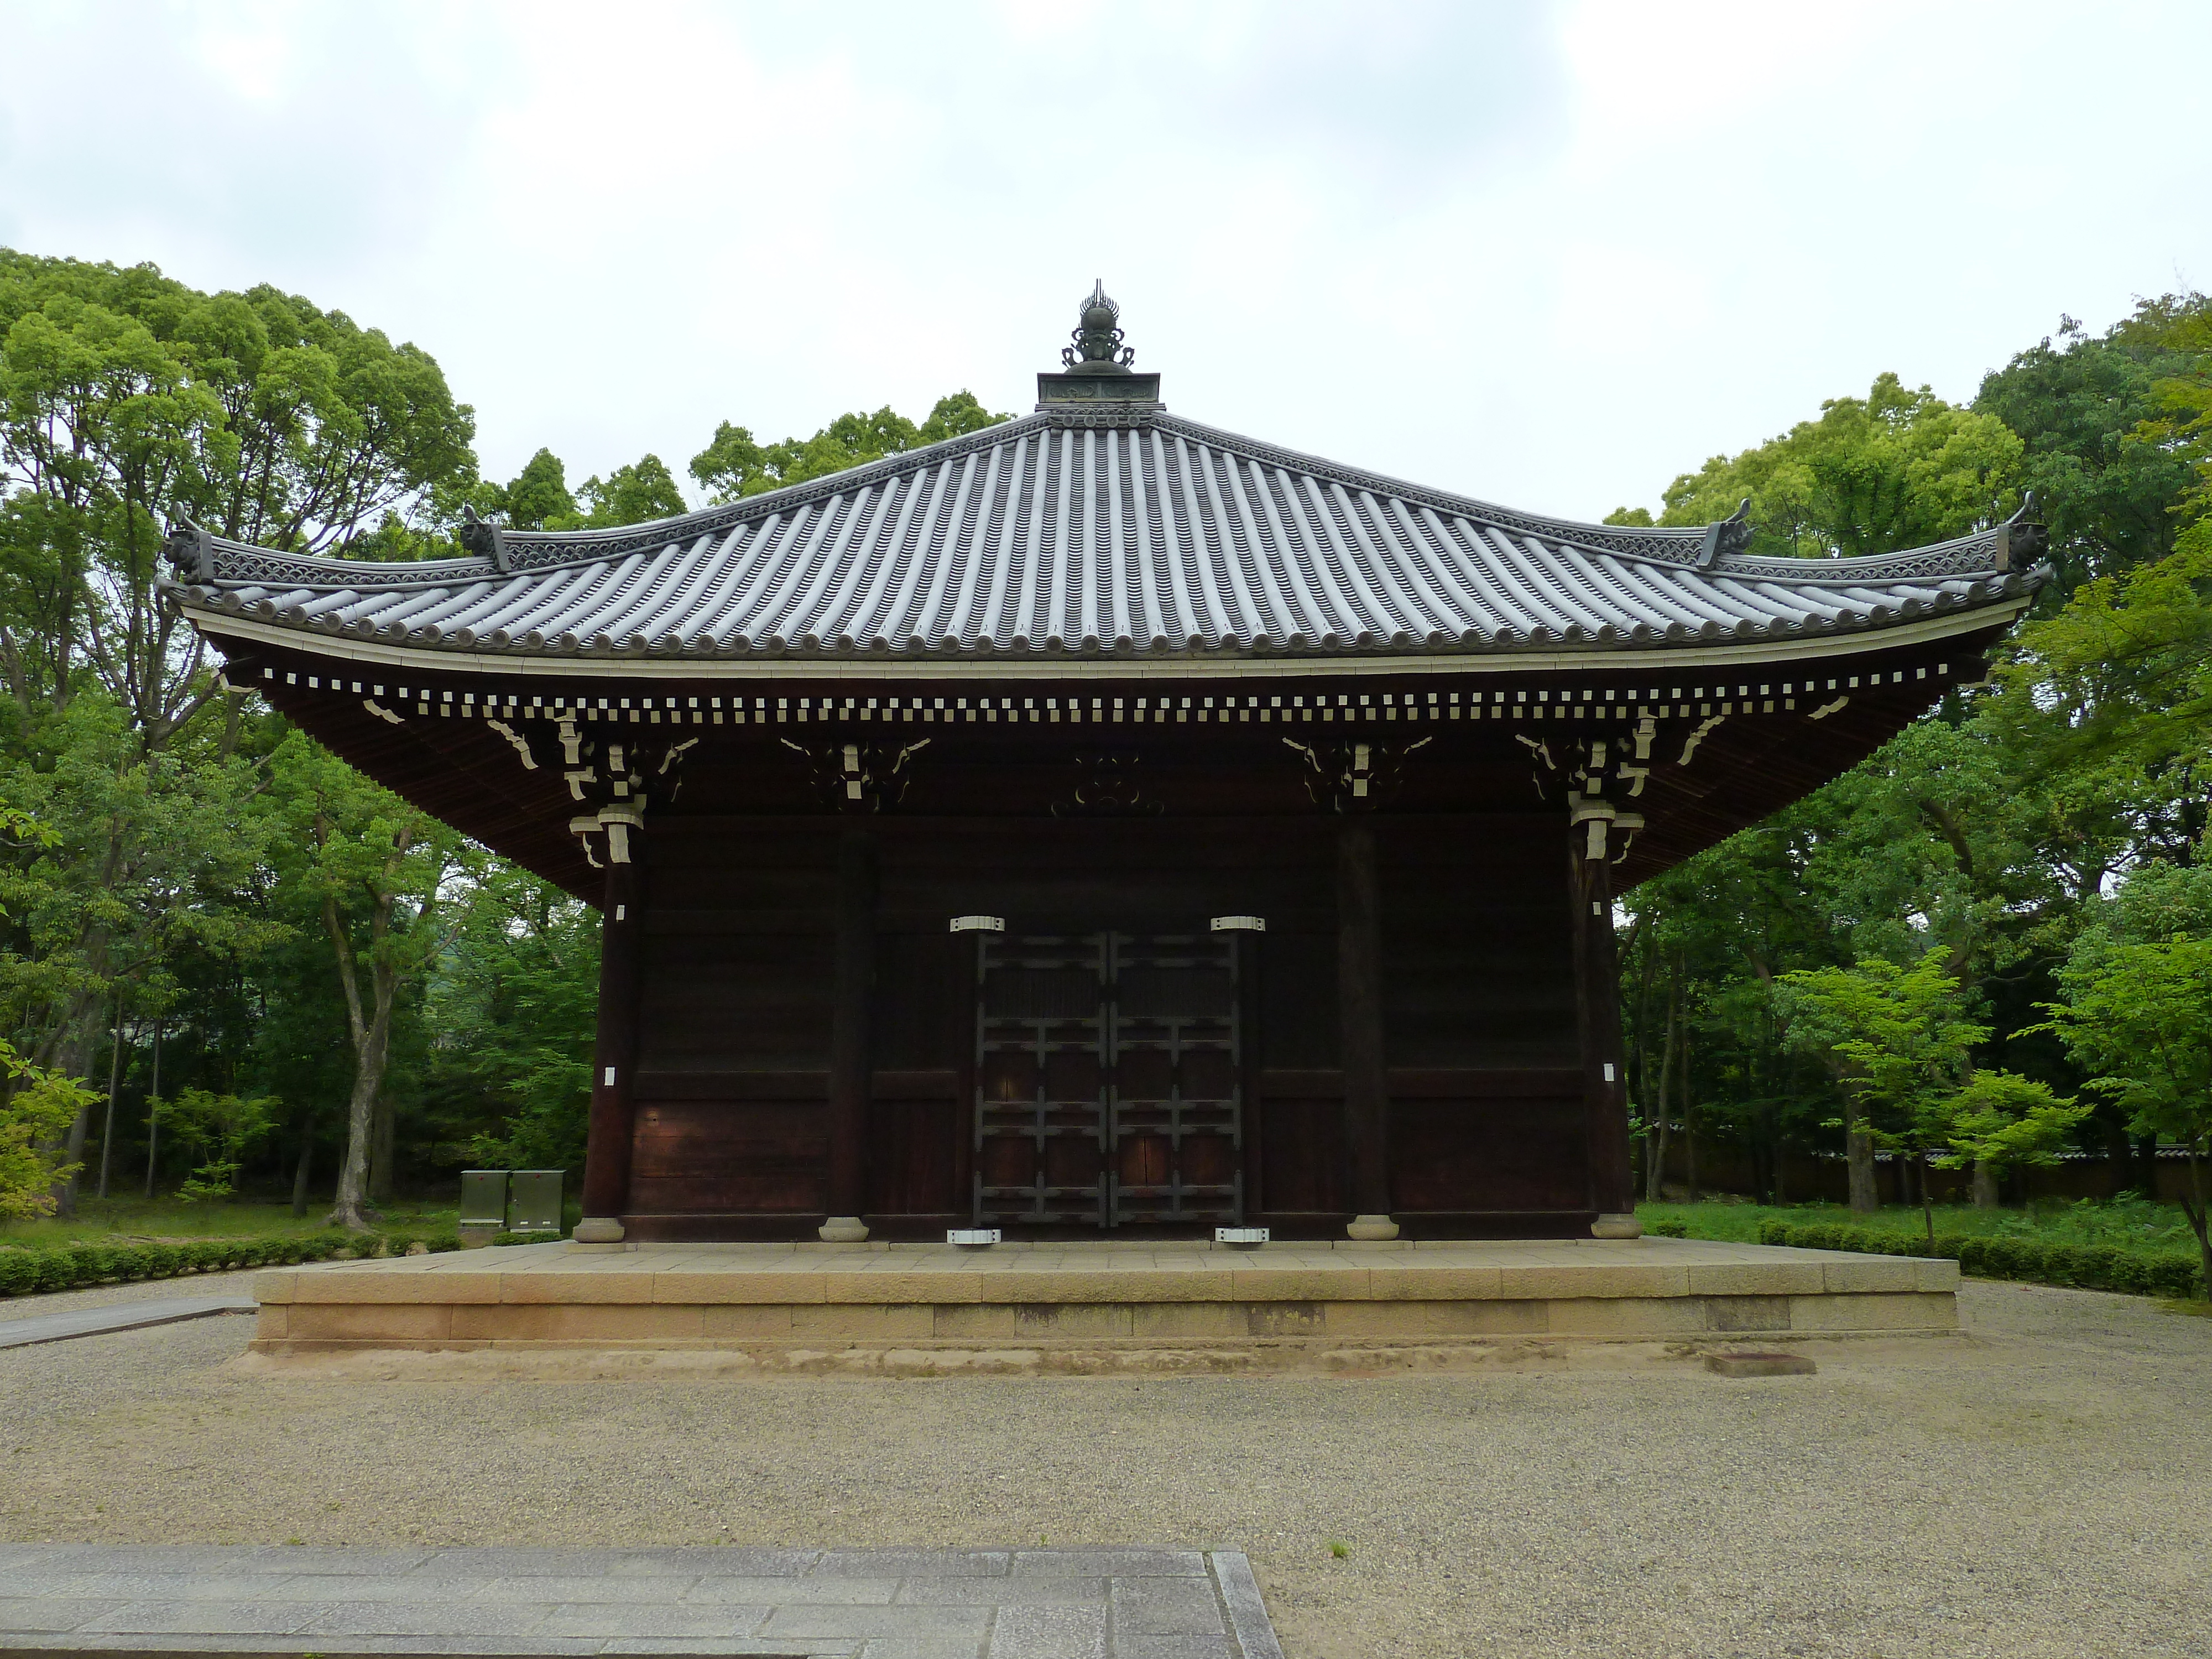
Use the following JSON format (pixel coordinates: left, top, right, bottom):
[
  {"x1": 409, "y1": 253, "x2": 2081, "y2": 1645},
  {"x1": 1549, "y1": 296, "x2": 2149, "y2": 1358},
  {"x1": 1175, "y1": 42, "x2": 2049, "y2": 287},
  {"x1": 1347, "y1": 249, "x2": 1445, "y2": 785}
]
[{"x1": 973, "y1": 932, "x2": 1243, "y2": 1230}]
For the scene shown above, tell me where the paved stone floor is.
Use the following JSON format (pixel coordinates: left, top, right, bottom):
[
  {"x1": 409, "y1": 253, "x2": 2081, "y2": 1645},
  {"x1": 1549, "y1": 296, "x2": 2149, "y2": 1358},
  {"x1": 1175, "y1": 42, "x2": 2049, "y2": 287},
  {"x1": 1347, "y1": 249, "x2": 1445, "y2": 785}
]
[
  {"x1": 0, "y1": 1543, "x2": 1280, "y2": 1658},
  {"x1": 0, "y1": 1298, "x2": 254, "y2": 1351}
]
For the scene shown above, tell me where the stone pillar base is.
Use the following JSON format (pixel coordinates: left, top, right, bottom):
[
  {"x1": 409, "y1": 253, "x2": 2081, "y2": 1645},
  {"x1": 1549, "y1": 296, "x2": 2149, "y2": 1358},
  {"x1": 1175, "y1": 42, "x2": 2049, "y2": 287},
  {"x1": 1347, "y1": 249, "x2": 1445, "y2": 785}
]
[
  {"x1": 818, "y1": 1215, "x2": 870, "y2": 1244},
  {"x1": 1591, "y1": 1213, "x2": 1644, "y2": 1239},
  {"x1": 1346, "y1": 1214, "x2": 1401, "y2": 1241},
  {"x1": 572, "y1": 1217, "x2": 626, "y2": 1244}
]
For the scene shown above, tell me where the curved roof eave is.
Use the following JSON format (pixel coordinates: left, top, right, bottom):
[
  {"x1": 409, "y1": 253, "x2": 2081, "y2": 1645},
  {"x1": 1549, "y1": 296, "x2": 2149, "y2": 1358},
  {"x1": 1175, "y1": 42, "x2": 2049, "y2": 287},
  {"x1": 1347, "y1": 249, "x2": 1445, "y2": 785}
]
[
  {"x1": 190, "y1": 599, "x2": 2031, "y2": 684},
  {"x1": 163, "y1": 404, "x2": 2048, "y2": 667}
]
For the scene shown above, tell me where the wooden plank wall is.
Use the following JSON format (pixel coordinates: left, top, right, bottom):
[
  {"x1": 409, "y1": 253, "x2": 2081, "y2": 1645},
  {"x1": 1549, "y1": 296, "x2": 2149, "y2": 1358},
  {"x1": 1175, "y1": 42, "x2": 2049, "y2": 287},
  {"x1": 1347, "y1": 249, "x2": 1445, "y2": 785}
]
[{"x1": 622, "y1": 812, "x2": 1589, "y2": 1240}]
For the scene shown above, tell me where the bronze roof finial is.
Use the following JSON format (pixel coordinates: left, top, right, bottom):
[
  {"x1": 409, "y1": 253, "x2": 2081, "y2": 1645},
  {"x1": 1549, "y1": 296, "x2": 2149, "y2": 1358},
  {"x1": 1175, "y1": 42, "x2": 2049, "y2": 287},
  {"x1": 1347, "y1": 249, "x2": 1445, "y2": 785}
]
[{"x1": 1062, "y1": 279, "x2": 1135, "y2": 373}]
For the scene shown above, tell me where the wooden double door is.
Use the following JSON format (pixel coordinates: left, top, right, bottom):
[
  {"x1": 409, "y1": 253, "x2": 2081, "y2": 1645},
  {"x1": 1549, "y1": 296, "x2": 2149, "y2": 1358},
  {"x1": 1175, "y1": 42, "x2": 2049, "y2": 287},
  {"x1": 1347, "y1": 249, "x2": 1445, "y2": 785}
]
[{"x1": 973, "y1": 931, "x2": 1244, "y2": 1230}]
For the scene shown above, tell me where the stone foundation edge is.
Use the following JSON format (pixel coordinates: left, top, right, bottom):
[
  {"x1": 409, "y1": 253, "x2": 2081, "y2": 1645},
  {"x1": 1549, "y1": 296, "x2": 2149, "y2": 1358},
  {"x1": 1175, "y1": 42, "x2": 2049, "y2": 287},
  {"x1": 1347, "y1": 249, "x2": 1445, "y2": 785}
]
[{"x1": 253, "y1": 1289, "x2": 1957, "y2": 1350}]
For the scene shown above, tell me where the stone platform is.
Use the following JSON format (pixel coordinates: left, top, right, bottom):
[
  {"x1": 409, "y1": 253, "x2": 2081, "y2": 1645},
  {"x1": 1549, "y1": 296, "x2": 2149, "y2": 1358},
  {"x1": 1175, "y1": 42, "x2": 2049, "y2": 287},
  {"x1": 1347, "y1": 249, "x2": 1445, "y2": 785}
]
[{"x1": 249, "y1": 1237, "x2": 1958, "y2": 1363}]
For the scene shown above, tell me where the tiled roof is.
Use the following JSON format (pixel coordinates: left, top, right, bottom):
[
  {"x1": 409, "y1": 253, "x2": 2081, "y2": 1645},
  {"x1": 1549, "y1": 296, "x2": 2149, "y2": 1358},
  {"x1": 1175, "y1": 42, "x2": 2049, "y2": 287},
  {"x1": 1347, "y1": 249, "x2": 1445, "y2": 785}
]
[{"x1": 164, "y1": 409, "x2": 2042, "y2": 663}]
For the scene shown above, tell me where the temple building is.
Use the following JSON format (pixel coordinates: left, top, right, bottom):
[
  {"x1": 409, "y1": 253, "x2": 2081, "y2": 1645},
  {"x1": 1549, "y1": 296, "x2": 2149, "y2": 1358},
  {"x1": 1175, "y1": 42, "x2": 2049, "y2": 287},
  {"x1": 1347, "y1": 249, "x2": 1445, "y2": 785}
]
[{"x1": 163, "y1": 286, "x2": 2048, "y2": 1246}]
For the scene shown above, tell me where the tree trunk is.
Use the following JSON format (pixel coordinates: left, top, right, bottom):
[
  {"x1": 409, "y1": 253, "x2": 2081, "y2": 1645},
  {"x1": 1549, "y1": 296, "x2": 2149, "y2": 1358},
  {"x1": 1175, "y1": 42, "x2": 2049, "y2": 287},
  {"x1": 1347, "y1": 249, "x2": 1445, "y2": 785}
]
[
  {"x1": 2101, "y1": 1114, "x2": 2133, "y2": 1198},
  {"x1": 368, "y1": 1091, "x2": 395, "y2": 1205},
  {"x1": 1681, "y1": 1026, "x2": 1698, "y2": 1203},
  {"x1": 324, "y1": 886, "x2": 398, "y2": 1233},
  {"x1": 291, "y1": 1128, "x2": 313, "y2": 1219},
  {"x1": 2184, "y1": 1142, "x2": 2210, "y2": 1301},
  {"x1": 1971, "y1": 1160, "x2": 1999, "y2": 1209},
  {"x1": 97, "y1": 1006, "x2": 124, "y2": 1199},
  {"x1": 142, "y1": 1021, "x2": 162, "y2": 1199},
  {"x1": 54, "y1": 1025, "x2": 96, "y2": 1216},
  {"x1": 1920, "y1": 1152, "x2": 1937, "y2": 1247},
  {"x1": 2137, "y1": 1133, "x2": 2162, "y2": 1199},
  {"x1": 1846, "y1": 1116, "x2": 1878, "y2": 1214},
  {"x1": 328, "y1": 1017, "x2": 392, "y2": 1230}
]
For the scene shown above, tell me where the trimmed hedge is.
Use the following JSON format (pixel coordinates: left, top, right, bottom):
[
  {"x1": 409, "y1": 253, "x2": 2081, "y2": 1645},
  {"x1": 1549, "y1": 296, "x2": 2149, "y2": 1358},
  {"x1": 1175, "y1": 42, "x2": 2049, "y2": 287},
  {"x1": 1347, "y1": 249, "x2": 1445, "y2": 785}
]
[
  {"x1": 1756, "y1": 1220, "x2": 2205, "y2": 1300},
  {"x1": 0, "y1": 1228, "x2": 465, "y2": 1299},
  {"x1": 1646, "y1": 1218, "x2": 1691, "y2": 1239}
]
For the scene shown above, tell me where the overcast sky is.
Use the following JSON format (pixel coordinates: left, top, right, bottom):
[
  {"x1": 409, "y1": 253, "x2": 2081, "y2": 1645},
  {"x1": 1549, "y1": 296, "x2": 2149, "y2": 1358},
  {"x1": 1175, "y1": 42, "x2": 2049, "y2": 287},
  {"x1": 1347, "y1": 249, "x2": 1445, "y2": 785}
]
[{"x1": 4, "y1": 1, "x2": 2207, "y2": 523}]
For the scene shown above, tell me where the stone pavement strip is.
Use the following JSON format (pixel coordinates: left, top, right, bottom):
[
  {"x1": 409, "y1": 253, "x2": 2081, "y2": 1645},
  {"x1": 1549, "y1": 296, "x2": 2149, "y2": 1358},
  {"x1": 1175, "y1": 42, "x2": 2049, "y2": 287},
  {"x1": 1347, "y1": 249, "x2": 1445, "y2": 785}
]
[
  {"x1": 0, "y1": 1300, "x2": 257, "y2": 1352},
  {"x1": 0, "y1": 1545, "x2": 1285, "y2": 1659}
]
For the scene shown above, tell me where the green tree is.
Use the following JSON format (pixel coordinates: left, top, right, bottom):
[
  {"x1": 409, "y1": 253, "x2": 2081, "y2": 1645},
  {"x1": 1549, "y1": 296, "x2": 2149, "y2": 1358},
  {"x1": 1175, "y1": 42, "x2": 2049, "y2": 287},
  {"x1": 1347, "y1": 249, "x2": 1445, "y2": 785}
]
[
  {"x1": 427, "y1": 862, "x2": 600, "y2": 1173},
  {"x1": 1778, "y1": 950, "x2": 1986, "y2": 1234},
  {"x1": 161, "y1": 1084, "x2": 279, "y2": 1201},
  {"x1": 0, "y1": 698, "x2": 281, "y2": 1207},
  {"x1": 2042, "y1": 935, "x2": 2212, "y2": 1290},
  {"x1": 1615, "y1": 320, "x2": 2212, "y2": 1208},
  {"x1": 1985, "y1": 295, "x2": 2211, "y2": 818},
  {"x1": 577, "y1": 454, "x2": 687, "y2": 527},
  {"x1": 1938, "y1": 1070, "x2": 2088, "y2": 1207},
  {"x1": 1625, "y1": 373, "x2": 2022, "y2": 560},
  {"x1": 689, "y1": 392, "x2": 1010, "y2": 503},
  {"x1": 0, "y1": 249, "x2": 476, "y2": 745},
  {"x1": 1995, "y1": 544, "x2": 2211, "y2": 805},
  {"x1": 1973, "y1": 302, "x2": 2204, "y2": 597},
  {"x1": 2127, "y1": 293, "x2": 2212, "y2": 529},
  {"x1": 0, "y1": 253, "x2": 476, "y2": 1191},
  {"x1": 492, "y1": 447, "x2": 578, "y2": 530},
  {"x1": 0, "y1": 1037, "x2": 96, "y2": 1217},
  {"x1": 267, "y1": 734, "x2": 466, "y2": 1229}
]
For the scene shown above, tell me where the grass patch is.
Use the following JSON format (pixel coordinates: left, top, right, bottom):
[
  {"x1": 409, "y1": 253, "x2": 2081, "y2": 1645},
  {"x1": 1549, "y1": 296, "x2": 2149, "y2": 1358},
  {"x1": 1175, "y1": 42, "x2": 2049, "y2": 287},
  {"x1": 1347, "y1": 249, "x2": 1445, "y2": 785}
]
[
  {"x1": 1637, "y1": 1196, "x2": 2198, "y2": 1254},
  {"x1": 0, "y1": 1195, "x2": 460, "y2": 1249}
]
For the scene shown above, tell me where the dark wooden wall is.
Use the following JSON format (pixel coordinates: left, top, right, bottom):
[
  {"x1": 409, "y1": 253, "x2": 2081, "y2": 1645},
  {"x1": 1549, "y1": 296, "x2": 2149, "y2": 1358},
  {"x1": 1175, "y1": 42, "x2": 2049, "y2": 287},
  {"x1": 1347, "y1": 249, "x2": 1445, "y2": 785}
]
[{"x1": 620, "y1": 809, "x2": 1589, "y2": 1240}]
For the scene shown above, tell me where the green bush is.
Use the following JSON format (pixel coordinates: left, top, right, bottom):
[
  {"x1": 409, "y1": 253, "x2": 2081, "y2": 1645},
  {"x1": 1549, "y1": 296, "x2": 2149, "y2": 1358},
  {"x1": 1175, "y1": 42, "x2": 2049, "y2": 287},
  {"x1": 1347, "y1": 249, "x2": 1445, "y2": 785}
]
[
  {"x1": 0, "y1": 1222, "x2": 468, "y2": 1301},
  {"x1": 1647, "y1": 1218, "x2": 1690, "y2": 1238},
  {"x1": 1761, "y1": 1220, "x2": 2204, "y2": 1300}
]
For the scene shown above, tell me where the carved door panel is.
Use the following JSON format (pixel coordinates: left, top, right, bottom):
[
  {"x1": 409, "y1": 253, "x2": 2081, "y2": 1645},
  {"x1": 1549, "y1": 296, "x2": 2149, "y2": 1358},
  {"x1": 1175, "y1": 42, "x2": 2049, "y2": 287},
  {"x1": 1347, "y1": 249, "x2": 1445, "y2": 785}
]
[
  {"x1": 974, "y1": 931, "x2": 1245, "y2": 1230},
  {"x1": 973, "y1": 935, "x2": 1109, "y2": 1227},
  {"x1": 1108, "y1": 933, "x2": 1243, "y2": 1227}
]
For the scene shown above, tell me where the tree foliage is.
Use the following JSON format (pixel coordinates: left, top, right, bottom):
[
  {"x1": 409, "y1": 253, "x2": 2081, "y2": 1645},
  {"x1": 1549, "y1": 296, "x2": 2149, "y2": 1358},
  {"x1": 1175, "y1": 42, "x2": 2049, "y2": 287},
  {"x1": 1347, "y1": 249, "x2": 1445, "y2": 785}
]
[
  {"x1": 1973, "y1": 303, "x2": 2204, "y2": 596},
  {"x1": 0, "y1": 1037, "x2": 96, "y2": 1217},
  {"x1": 0, "y1": 249, "x2": 477, "y2": 741},
  {"x1": 161, "y1": 1084, "x2": 279, "y2": 1201},
  {"x1": 2042, "y1": 933, "x2": 2212, "y2": 1284},
  {"x1": 688, "y1": 392, "x2": 1011, "y2": 503},
  {"x1": 1608, "y1": 372, "x2": 2022, "y2": 559},
  {"x1": 1617, "y1": 296, "x2": 2210, "y2": 1218},
  {"x1": 1940, "y1": 1071, "x2": 2089, "y2": 1180},
  {"x1": 577, "y1": 454, "x2": 687, "y2": 527}
]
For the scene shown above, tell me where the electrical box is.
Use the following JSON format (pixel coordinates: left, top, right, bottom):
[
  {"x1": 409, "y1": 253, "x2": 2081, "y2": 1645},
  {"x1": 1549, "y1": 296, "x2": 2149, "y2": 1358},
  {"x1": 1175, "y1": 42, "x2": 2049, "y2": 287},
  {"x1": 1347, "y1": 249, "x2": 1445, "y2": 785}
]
[
  {"x1": 458, "y1": 1170, "x2": 509, "y2": 1229},
  {"x1": 507, "y1": 1170, "x2": 565, "y2": 1235}
]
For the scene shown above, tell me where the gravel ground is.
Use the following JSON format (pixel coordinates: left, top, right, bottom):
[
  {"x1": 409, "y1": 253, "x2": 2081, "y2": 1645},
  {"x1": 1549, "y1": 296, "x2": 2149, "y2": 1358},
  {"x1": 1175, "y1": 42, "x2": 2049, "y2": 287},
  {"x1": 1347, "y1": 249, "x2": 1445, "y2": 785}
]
[{"x1": 1, "y1": 1279, "x2": 2206, "y2": 1659}]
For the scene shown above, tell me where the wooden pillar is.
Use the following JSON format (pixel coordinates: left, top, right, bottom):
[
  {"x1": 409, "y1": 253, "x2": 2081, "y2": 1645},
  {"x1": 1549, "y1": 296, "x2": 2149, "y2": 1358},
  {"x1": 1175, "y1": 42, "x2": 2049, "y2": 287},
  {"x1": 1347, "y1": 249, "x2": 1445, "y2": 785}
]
[
  {"x1": 1337, "y1": 820, "x2": 1395, "y2": 1236},
  {"x1": 821, "y1": 824, "x2": 877, "y2": 1241},
  {"x1": 1569, "y1": 806, "x2": 1639, "y2": 1234},
  {"x1": 577, "y1": 810, "x2": 644, "y2": 1241}
]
